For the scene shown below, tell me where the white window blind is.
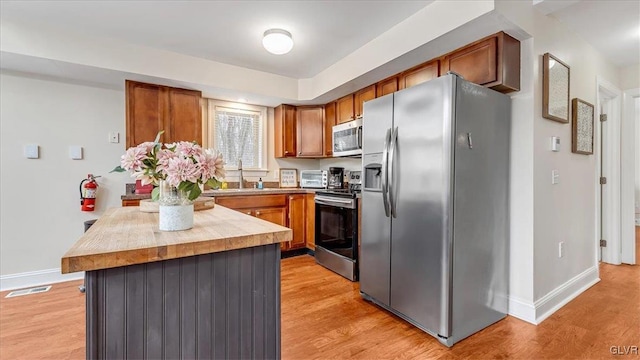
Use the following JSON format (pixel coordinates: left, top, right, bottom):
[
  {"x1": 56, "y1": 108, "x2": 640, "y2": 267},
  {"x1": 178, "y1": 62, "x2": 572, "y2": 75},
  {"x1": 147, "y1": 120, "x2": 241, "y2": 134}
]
[{"x1": 210, "y1": 104, "x2": 266, "y2": 170}]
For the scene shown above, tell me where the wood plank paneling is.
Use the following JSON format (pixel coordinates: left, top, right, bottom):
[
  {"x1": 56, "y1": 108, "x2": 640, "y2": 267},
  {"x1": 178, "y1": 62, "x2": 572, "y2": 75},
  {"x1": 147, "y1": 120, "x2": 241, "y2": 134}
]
[{"x1": 83, "y1": 245, "x2": 279, "y2": 359}]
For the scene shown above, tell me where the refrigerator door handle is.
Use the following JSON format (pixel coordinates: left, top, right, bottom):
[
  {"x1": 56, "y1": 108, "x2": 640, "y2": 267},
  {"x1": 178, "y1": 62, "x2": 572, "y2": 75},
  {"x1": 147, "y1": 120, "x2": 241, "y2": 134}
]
[
  {"x1": 381, "y1": 128, "x2": 391, "y2": 217},
  {"x1": 467, "y1": 132, "x2": 473, "y2": 149},
  {"x1": 389, "y1": 126, "x2": 398, "y2": 218}
]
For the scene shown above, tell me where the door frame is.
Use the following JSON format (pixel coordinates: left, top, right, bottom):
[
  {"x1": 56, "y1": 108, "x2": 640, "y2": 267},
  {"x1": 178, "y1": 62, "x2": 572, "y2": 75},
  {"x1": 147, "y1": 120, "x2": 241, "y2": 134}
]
[
  {"x1": 596, "y1": 77, "x2": 622, "y2": 265},
  {"x1": 621, "y1": 87, "x2": 639, "y2": 264}
]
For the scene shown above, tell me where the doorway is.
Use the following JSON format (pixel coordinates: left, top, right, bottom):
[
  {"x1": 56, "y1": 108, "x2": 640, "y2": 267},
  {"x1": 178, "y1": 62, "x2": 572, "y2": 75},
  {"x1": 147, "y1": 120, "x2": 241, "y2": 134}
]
[{"x1": 597, "y1": 78, "x2": 637, "y2": 265}]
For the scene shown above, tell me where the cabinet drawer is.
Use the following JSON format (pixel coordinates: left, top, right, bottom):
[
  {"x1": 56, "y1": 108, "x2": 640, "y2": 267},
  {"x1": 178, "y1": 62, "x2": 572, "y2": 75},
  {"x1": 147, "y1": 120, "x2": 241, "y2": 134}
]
[{"x1": 215, "y1": 195, "x2": 287, "y2": 209}]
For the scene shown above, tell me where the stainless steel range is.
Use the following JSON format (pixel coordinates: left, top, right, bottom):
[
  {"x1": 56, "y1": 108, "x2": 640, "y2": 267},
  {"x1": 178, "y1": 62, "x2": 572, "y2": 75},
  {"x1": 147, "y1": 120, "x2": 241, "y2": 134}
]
[{"x1": 314, "y1": 171, "x2": 361, "y2": 281}]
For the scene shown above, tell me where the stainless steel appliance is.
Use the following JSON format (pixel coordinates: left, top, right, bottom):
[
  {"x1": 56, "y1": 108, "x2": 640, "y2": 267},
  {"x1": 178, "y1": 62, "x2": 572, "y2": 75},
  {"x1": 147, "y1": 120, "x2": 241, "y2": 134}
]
[
  {"x1": 314, "y1": 171, "x2": 361, "y2": 281},
  {"x1": 332, "y1": 118, "x2": 362, "y2": 157},
  {"x1": 360, "y1": 74, "x2": 510, "y2": 347},
  {"x1": 300, "y1": 170, "x2": 327, "y2": 189},
  {"x1": 328, "y1": 167, "x2": 344, "y2": 189}
]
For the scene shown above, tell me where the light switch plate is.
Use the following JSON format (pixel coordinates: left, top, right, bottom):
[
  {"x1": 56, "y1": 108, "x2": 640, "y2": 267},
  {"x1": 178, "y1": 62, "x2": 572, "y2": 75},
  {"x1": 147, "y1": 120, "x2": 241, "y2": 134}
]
[
  {"x1": 69, "y1": 145, "x2": 83, "y2": 160},
  {"x1": 24, "y1": 144, "x2": 39, "y2": 159},
  {"x1": 551, "y1": 170, "x2": 559, "y2": 184},
  {"x1": 108, "y1": 132, "x2": 119, "y2": 143},
  {"x1": 551, "y1": 136, "x2": 560, "y2": 152}
]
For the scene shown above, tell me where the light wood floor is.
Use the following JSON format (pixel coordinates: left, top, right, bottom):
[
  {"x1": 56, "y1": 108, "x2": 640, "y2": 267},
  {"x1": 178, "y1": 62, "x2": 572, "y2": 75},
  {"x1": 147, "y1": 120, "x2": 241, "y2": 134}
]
[{"x1": 2, "y1": 230, "x2": 639, "y2": 359}]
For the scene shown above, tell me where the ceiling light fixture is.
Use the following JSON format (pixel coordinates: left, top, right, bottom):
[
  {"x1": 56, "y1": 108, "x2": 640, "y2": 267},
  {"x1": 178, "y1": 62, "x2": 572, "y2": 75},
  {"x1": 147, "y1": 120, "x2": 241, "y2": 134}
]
[{"x1": 262, "y1": 29, "x2": 293, "y2": 55}]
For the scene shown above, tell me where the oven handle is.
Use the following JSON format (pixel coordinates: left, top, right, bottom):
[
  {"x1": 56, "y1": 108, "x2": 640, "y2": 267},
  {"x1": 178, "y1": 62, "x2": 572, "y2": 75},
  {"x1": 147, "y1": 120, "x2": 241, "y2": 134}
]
[{"x1": 315, "y1": 196, "x2": 356, "y2": 209}]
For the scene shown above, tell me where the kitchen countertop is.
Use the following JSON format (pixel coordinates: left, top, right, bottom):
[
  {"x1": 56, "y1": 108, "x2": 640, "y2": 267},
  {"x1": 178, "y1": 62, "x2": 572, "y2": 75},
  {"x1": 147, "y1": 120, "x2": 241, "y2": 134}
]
[
  {"x1": 122, "y1": 188, "x2": 320, "y2": 200},
  {"x1": 61, "y1": 205, "x2": 292, "y2": 273}
]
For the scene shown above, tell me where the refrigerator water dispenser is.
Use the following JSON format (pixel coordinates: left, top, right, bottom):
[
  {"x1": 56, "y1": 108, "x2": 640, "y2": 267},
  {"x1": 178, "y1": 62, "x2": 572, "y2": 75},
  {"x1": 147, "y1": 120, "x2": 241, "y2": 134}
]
[{"x1": 363, "y1": 153, "x2": 383, "y2": 192}]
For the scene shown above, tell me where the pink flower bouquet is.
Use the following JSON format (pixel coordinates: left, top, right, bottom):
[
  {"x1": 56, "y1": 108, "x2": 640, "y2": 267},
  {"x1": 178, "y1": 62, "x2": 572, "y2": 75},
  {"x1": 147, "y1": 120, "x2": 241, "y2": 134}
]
[{"x1": 112, "y1": 132, "x2": 225, "y2": 201}]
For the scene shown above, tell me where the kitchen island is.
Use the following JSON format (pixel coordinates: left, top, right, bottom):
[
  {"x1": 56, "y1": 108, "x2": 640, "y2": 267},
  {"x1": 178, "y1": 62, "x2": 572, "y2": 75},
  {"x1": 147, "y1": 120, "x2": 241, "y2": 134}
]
[{"x1": 62, "y1": 206, "x2": 291, "y2": 360}]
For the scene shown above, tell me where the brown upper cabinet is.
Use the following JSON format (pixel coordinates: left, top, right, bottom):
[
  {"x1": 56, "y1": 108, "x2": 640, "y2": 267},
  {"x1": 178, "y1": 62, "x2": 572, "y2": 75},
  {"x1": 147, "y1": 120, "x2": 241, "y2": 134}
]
[
  {"x1": 441, "y1": 31, "x2": 520, "y2": 93},
  {"x1": 324, "y1": 102, "x2": 336, "y2": 157},
  {"x1": 126, "y1": 80, "x2": 202, "y2": 148},
  {"x1": 398, "y1": 60, "x2": 440, "y2": 90},
  {"x1": 336, "y1": 94, "x2": 355, "y2": 124},
  {"x1": 274, "y1": 104, "x2": 297, "y2": 158},
  {"x1": 376, "y1": 77, "x2": 398, "y2": 97},
  {"x1": 296, "y1": 106, "x2": 324, "y2": 157},
  {"x1": 354, "y1": 85, "x2": 376, "y2": 119}
]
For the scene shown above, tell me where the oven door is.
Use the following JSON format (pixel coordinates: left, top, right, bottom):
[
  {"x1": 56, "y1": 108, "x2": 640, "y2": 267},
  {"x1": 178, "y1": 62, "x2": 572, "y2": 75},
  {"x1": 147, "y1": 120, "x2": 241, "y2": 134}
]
[{"x1": 314, "y1": 195, "x2": 358, "y2": 280}]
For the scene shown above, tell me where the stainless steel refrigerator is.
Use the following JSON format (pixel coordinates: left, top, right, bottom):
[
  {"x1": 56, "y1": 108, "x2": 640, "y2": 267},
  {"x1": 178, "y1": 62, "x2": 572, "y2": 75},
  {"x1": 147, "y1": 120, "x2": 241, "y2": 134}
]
[{"x1": 360, "y1": 74, "x2": 510, "y2": 347}]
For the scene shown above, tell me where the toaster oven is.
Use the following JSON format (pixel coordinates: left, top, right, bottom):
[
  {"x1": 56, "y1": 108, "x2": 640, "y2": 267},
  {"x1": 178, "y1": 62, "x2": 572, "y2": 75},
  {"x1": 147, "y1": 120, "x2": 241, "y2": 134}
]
[{"x1": 300, "y1": 170, "x2": 328, "y2": 189}]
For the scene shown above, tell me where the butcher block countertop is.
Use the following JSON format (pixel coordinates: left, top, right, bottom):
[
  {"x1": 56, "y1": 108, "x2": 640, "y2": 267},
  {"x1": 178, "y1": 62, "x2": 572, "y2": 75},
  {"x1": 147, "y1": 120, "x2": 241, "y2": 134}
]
[{"x1": 61, "y1": 205, "x2": 292, "y2": 274}]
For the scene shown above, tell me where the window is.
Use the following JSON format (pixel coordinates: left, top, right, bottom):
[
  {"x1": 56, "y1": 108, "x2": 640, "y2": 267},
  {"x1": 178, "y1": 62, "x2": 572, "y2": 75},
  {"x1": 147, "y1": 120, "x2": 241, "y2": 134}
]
[{"x1": 208, "y1": 100, "x2": 267, "y2": 170}]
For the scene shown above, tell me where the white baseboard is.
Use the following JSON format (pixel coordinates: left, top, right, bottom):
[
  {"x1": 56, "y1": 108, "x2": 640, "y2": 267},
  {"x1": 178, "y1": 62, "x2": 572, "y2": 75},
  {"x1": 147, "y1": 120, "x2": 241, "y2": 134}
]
[
  {"x1": 0, "y1": 268, "x2": 85, "y2": 292},
  {"x1": 533, "y1": 266, "x2": 600, "y2": 324},
  {"x1": 508, "y1": 295, "x2": 537, "y2": 324},
  {"x1": 508, "y1": 266, "x2": 600, "y2": 325}
]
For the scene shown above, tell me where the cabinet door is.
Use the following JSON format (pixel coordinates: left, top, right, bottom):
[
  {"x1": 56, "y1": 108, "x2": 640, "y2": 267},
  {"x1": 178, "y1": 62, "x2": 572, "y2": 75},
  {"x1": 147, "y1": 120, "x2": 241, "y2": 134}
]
[
  {"x1": 442, "y1": 32, "x2": 520, "y2": 92},
  {"x1": 296, "y1": 106, "x2": 324, "y2": 157},
  {"x1": 324, "y1": 102, "x2": 336, "y2": 157},
  {"x1": 376, "y1": 77, "x2": 398, "y2": 97},
  {"x1": 287, "y1": 195, "x2": 306, "y2": 249},
  {"x1": 274, "y1": 105, "x2": 297, "y2": 158},
  {"x1": 354, "y1": 85, "x2": 376, "y2": 119},
  {"x1": 255, "y1": 207, "x2": 287, "y2": 227},
  {"x1": 336, "y1": 94, "x2": 355, "y2": 124},
  {"x1": 399, "y1": 60, "x2": 439, "y2": 90},
  {"x1": 126, "y1": 81, "x2": 166, "y2": 148},
  {"x1": 304, "y1": 193, "x2": 315, "y2": 250},
  {"x1": 168, "y1": 88, "x2": 202, "y2": 144}
]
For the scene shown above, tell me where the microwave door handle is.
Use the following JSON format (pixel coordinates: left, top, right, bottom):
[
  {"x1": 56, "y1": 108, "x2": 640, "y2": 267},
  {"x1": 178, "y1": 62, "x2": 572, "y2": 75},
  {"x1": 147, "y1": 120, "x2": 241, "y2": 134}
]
[
  {"x1": 381, "y1": 128, "x2": 391, "y2": 217},
  {"x1": 357, "y1": 126, "x2": 363, "y2": 149},
  {"x1": 389, "y1": 126, "x2": 398, "y2": 218}
]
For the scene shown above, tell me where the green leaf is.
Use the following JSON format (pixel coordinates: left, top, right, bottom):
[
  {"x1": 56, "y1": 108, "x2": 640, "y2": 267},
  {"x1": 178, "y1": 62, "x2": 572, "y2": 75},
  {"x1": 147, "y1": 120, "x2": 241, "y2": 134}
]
[
  {"x1": 151, "y1": 187, "x2": 160, "y2": 201},
  {"x1": 206, "y1": 179, "x2": 221, "y2": 189},
  {"x1": 110, "y1": 166, "x2": 125, "y2": 173},
  {"x1": 153, "y1": 130, "x2": 165, "y2": 144},
  {"x1": 188, "y1": 185, "x2": 201, "y2": 201},
  {"x1": 178, "y1": 182, "x2": 192, "y2": 191}
]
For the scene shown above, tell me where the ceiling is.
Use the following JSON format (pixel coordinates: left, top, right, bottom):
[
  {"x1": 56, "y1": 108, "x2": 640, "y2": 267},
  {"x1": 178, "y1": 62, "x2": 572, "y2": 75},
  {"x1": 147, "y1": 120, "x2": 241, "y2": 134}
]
[
  {"x1": 0, "y1": 0, "x2": 431, "y2": 78},
  {"x1": 0, "y1": 0, "x2": 637, "y2": 105},
  {"x1": 540, "y1": 0, "x2": 640, "y2": 67}
]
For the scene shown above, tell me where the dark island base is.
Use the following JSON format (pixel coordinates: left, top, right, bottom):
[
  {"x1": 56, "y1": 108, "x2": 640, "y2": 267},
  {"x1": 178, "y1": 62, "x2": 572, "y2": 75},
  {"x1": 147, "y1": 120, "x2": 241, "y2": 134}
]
[{"x1": 85, "y1": 244, "x2": 281, "y2": 360}]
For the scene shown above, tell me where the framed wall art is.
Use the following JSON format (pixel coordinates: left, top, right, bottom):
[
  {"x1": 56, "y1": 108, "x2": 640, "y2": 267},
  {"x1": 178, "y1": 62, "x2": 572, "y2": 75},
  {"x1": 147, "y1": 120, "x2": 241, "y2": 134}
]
[
  {"x1": 542, "y1": 53, "x2": 570, "y2": 123},
  {"x1": 279, "y1": 168, "x2": 298, "y2": 188},
  {"x1": 571, "y1": 98, "x2": 594, "y2": 155}
]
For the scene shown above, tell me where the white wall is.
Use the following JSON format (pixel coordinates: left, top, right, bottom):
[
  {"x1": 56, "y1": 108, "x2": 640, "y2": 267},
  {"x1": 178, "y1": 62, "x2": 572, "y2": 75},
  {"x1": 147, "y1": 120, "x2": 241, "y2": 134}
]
[
  {"x1": 619, "y1": 64, "x2": 640, "y2": 91},
  {"x1": 636, "y1": 97, "x2": 640, "y2": 224},
  {"x1": 0, "y1": 72, "x2": 128, "y2": 282},
  {"x1": 530, "y1": 10, "x2": 619, "y2": 301}
]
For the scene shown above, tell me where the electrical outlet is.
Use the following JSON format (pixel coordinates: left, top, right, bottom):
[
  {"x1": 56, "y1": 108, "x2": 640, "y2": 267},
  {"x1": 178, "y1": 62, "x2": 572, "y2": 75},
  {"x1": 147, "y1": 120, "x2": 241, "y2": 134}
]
[{"x1": 558, "y1": 241, "x2": 564, "y2": 258}]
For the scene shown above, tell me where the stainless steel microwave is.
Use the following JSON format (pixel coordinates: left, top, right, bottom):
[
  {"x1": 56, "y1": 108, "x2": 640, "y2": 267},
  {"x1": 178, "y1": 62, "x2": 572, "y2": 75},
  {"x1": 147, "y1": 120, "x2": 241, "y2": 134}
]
[{"x1": 332, "y1": 118, "x2": 363, "y2": 157}]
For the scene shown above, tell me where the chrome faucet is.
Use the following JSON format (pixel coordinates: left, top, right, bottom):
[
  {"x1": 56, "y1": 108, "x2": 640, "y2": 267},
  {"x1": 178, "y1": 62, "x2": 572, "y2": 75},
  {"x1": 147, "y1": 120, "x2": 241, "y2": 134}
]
[{"x1": 238, "y1": 159, "x2": 244, "y2": 189}]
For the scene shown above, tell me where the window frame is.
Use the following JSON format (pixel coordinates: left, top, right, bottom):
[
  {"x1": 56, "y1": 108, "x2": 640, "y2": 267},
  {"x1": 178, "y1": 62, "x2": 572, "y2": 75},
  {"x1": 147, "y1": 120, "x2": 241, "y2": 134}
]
[{"x1": 207, "y1": 99, "x2": 268, "y2": 172}]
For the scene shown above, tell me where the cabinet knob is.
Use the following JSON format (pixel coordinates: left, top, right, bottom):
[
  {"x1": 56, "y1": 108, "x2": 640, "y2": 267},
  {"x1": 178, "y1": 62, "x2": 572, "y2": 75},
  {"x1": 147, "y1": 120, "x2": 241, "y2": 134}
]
[
  {"x1": 246, "y1": 211, "x2": 252, "y2": 215},
  {"x1": 355, "y1": 114, "x2": 360, "y2": 118},
  {"x1": 298, "y1": 152, "x2": 302, "y2": 155},
  {"x1": 256, "y1": 211, "x2": 261, "y2": 215},
  {"x1": 285, "y1": 151, "x2": 289, "y2": 154}
]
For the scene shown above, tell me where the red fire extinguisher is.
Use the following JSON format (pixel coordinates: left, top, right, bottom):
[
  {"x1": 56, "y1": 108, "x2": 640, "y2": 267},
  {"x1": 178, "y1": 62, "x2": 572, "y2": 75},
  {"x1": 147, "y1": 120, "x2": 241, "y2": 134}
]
[{"x1": 80, "y1": 174, "x2": 100, "y2": 211}]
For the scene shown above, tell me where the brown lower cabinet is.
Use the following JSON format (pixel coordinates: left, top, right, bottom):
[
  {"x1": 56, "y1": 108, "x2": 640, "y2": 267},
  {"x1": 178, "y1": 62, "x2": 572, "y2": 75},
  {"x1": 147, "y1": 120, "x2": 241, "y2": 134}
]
[
  {"x1": 122, "y1": 199, "x2": 141, "y2": 206},
  {"x1": 215, "y1": 194, "x2": 311, "y2": 252}
]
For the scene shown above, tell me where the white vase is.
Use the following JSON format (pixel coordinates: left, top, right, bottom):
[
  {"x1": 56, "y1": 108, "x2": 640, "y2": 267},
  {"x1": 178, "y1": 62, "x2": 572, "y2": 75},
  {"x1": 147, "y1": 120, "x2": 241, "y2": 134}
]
[{"x1": 158, "y1": 180, "x2": 194, "y2": 231}]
